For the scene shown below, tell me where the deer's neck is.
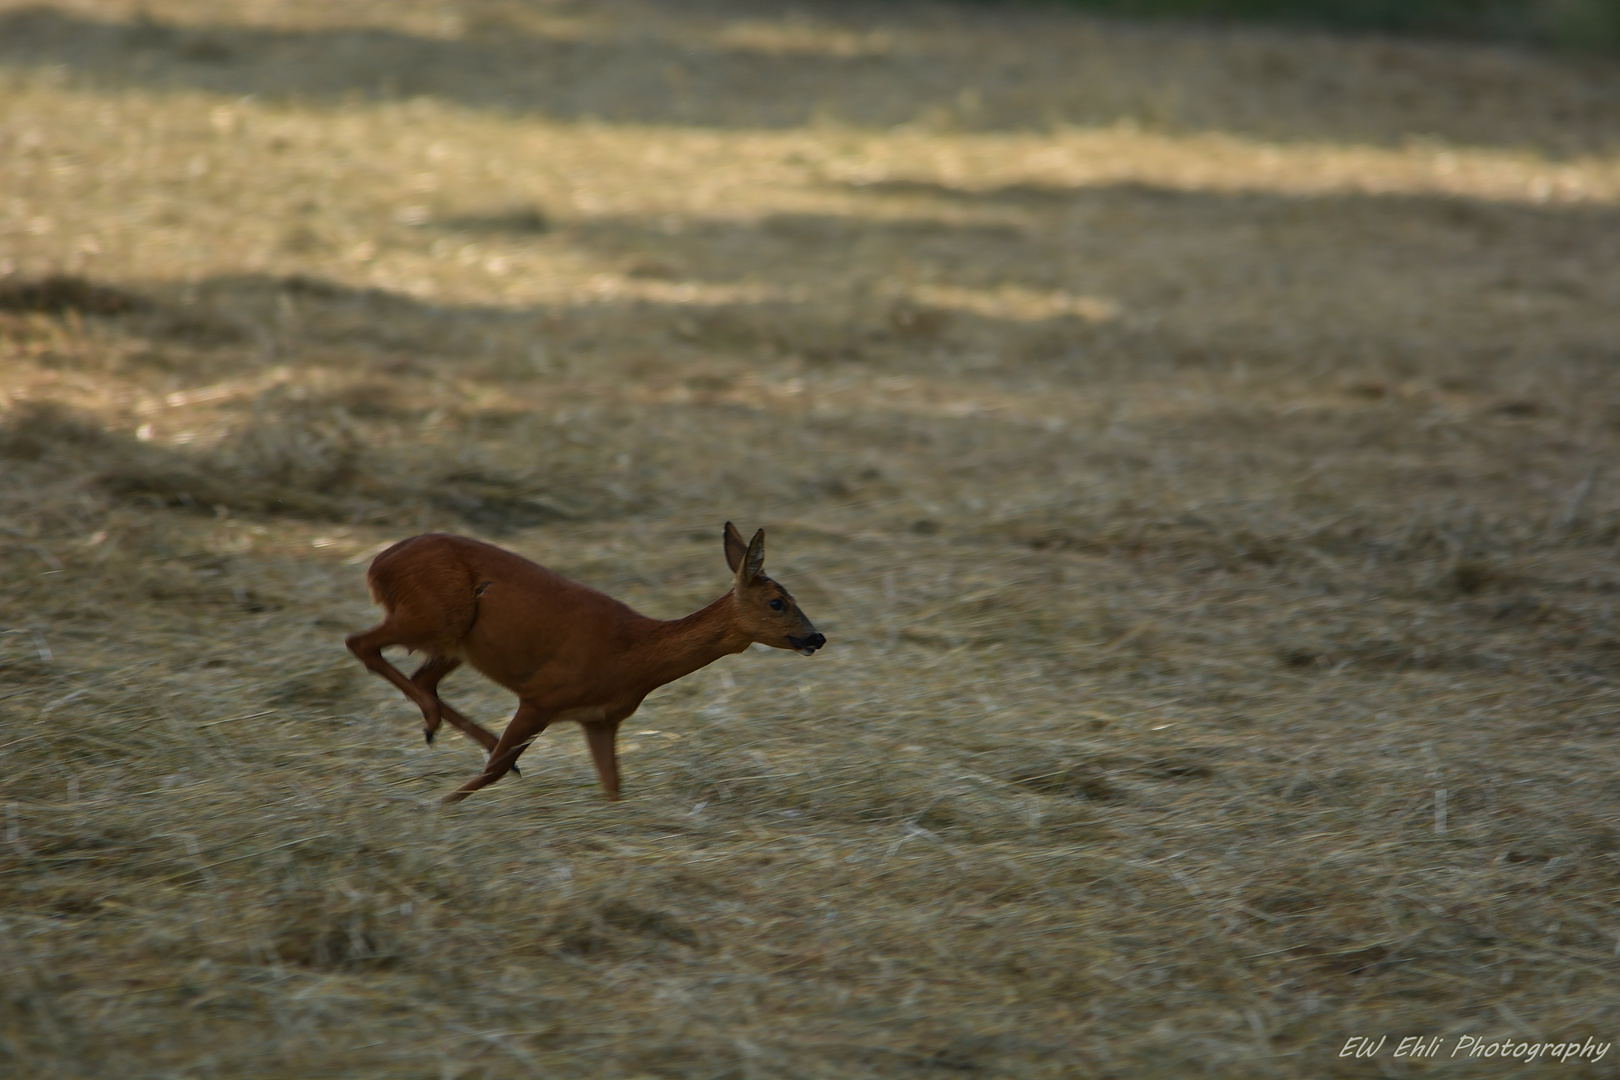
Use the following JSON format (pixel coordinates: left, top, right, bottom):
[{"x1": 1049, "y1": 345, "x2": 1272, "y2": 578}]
[{"x1": 628, "y1": 592, "x2": 746, "y2": 695}]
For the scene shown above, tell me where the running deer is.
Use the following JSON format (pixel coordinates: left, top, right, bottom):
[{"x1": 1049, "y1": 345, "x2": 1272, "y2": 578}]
[{"x1": 345, "y1": 523, "x2": 825, "y2": 804}]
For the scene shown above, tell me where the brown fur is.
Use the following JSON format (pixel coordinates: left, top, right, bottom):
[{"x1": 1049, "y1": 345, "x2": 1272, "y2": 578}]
[{"x1": 346, "y1": 523, "x2": 824, "y2": 803}]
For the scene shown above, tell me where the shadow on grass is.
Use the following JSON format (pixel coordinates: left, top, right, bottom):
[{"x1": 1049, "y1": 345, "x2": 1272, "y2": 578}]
[
  {"x1": 825, "y1": 174, "x2": 1620, "y2": 232},
  {"x1": 1, "y1": 4, "x2": 1616, "y2": 153},
  {"x1": 0, "y1": 397, "x2": 590, "y2": 531},
  {"x1": 1049, "y1": 0, "x2": 1620, "y2": 49},
  {"x1": 544, "y1": 179, "x2": 1620, "y2": 378}
]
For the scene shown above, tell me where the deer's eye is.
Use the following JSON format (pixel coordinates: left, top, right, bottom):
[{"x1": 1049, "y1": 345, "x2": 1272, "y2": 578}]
[{"x1": 768, "y1": 598, "x2": 785, "y2": 611}]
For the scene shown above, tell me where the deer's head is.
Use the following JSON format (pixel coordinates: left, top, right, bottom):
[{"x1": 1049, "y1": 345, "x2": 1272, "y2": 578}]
[{"x1": 724, "y1": 522, "x2": 824, "y2": 655}]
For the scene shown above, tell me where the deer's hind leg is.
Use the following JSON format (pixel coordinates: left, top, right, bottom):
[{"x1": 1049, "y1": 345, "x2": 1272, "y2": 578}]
[
  {"x1": 408, "y1": 656, "x2": 512, "y2": 772},
  {"x1": 346, "y1": 571, "x2": 480, "y2": 744},
  {"x1": 409, "y1": 657, "x2": 490, "y2": 746},
  {"x1": 346, "y1": 623, "x2": 450, "y2": 733}
]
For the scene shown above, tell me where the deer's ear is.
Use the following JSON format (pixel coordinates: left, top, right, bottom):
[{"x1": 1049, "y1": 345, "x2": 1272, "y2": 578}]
[
  {"x1": 736, "y1": 528, "x2": 766, "y2": 586},
  {"x1": 723, "y1": 521, "x2": 748, "y2": 574}
]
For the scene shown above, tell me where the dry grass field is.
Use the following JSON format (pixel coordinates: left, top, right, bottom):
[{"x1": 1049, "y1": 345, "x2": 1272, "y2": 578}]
[{"x1": 4, "y1": 1, "x2": 1620, "y2": 1076}]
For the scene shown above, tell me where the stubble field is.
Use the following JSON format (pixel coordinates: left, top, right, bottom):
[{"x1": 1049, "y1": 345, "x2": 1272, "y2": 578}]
[{"x1": 3, "y1": 1, "x2": 1620, "y2": 1076}]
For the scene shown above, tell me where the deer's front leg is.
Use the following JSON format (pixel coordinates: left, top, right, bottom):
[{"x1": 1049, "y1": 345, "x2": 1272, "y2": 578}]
[
  {"x1": 442, "y1": 702, "x2": 549, "y2": 804},
  {"x1": 581, "y1": 715, "x2": 630, "y2": 801}
]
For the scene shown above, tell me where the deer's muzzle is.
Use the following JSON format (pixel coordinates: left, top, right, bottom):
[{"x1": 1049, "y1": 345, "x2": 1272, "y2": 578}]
[{"x1": 789, "y1": 632, "x2": 826, "y2": 656}]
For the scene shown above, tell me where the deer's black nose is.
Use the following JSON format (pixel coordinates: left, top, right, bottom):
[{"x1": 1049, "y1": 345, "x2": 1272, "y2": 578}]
[{"x1": 789, "y1": 632, "x2": 826, "y2": 655}]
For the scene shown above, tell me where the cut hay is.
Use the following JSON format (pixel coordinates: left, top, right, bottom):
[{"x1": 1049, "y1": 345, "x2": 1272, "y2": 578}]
[{"x1": 2, "y1": 1, "x2": 1620, "y2": 1077}]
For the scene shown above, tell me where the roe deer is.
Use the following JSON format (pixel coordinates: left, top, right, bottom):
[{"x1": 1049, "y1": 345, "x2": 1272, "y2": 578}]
[{"x1": 345, "y1": 523, "x2": 825, "y2": 804}]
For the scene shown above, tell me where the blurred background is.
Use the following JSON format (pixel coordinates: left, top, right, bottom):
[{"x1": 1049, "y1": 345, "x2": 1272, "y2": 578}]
[{"x1": 3, "y1": 2, "x2": 1619, "y2": 1077}]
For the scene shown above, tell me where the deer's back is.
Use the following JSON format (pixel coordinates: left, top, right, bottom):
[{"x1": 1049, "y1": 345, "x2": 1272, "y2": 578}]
[{"x1": 368, "y1": 533, "x2": 650, "y2": 697}]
